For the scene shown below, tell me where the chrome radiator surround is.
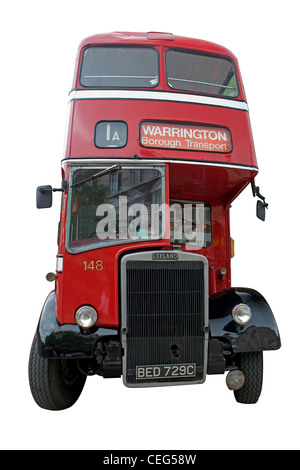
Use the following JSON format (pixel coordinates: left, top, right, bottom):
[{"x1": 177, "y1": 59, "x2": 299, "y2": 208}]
[{"x1": 121, "y1": 251, "x2": 209, "y2": 387}]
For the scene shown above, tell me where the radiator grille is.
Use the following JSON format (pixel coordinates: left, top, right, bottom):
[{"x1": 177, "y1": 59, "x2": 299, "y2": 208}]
[{"x1": 121, "y1": 254, "x2": 207, "y2": 386}]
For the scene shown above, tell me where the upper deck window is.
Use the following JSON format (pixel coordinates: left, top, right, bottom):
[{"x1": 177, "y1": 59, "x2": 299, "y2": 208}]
[
  {"x1": 80, "y1": 46, "x2": 159, "y2": 88},
  {"x1": 165, "y1": 50, "x2": 239, "y2": 97}
]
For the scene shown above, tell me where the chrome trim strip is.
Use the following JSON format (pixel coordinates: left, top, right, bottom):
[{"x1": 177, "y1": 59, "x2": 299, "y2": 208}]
[
  {"x1": 62, "y1": 157, "x2": 258, "y2": 172},
  {"x1": 68, "y1": 89, "x2": 249, "y2": 111}
]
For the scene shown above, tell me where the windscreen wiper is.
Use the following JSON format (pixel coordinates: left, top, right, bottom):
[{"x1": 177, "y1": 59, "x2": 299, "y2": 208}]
[{"x1": 71, "y1": 164, "x2": 121, "y2": 187}]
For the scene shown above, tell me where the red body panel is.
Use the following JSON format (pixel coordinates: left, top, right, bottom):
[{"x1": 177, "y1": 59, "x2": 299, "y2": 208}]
[
  {"x1": 65, "y1": 99, "x2": 257, "y2": 169},
  {"x1": 55, "y1": 32, "x2": 259, "y2": 327}
]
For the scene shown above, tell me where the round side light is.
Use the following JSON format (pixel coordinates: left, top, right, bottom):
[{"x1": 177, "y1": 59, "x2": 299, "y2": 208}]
[
  {"x1": 75, "y1": 306, "x2": 98, "y2": 329},
  {"x1": 226, "y1": 370, "x2": 245, "y2": 390}
]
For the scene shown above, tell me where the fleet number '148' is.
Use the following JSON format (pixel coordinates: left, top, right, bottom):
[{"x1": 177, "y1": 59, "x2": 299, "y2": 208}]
[{"x1": 82, "y1": 260, "x2": 103, "y2": 271}]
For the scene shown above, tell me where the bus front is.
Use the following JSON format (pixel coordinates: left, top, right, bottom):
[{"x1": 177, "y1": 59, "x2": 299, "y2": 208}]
[{"x1": 29, "y1": 32, "x2": 280, "y2": 410}]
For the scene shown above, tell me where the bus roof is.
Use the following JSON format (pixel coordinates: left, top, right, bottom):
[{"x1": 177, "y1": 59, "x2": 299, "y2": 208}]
[{"x1": 77, "y1": 31, "x2": 237, "y2": 61}]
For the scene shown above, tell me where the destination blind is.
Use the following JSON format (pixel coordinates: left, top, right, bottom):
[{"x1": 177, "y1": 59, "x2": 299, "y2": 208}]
[{"x1": 140, "y1": 121, "x2": 232, "y2": 153}]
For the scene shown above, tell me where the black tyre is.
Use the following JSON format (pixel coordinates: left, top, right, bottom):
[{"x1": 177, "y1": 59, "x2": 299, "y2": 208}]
[
  {"x1": 28, "y1": 333, "x2": 86, "y2": 410},
  {"x1": 234, "y1": 351, "x2": 263, "y2": 404}
]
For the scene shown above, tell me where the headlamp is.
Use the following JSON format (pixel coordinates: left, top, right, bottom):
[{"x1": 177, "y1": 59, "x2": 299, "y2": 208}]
[
  {"x1": 232, "y1": 303, "x2": 252, "y2": 325},
  {"x1": 75, "y1": 306, "x2": 98, "y2": 329}
]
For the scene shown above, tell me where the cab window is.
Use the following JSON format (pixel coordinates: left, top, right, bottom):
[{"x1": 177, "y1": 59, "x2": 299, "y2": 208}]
[{"x1": 170, "y1": 199, "x2": 212, "y2": 248}]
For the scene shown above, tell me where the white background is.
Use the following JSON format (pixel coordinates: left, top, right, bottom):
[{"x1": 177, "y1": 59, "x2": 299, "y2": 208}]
[{"x1": 1, "y1": 0, "x2": 299, "y2": 450}]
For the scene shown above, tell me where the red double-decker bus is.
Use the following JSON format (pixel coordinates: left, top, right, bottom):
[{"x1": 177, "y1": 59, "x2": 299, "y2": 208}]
[{"x1": 29, "y1": 32, "x2": 280, "y2": 409}]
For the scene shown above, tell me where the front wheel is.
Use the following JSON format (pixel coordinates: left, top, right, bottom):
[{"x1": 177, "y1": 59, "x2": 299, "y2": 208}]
[
  {"x1": 28, "y1": 333, "x2": 86, "y2": 410},
  {"x1": 233, "y1": 351, "x2": 263, "y2": 404}
]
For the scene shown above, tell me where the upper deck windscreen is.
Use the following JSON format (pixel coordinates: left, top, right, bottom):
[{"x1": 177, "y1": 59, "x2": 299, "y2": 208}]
[
  {"x1": 80, "y1": 46, "x2": 159, "y2": 88},
  {"x1": 166, "y1": 50, "x2": 239, "y2": 97}
]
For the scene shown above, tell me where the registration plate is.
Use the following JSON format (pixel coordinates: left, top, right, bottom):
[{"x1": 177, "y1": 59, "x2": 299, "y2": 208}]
[{"x1": 136, "y1": 363, "x2": 196, "y2": 380}]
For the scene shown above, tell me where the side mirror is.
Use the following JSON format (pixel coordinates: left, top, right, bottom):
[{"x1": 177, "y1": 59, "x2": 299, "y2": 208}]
[
  {"x1": 256, "y1": 200, "x2": 266, "y2": 221},
  {"x1": 36, "y1": 185, "x2": 53, "y2": 208},
  {"x1": 252, "y1": 180, "x2": 268, "y2": 221}
]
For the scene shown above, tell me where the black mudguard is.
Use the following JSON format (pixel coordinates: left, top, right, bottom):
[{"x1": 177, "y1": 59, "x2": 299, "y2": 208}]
[
  {"x1": 36, "y1": 291, "x2": 118, "y2": 358},
  {"x1": 209, "y1": 287, "x2": 281, "y2": 353}
]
